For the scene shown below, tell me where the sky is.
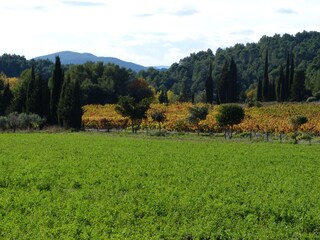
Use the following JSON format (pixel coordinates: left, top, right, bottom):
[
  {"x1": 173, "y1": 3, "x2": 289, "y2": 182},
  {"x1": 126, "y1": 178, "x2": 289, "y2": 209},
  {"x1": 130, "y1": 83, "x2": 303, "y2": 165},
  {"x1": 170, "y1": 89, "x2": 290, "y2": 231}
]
[{"x1": 1, "y1": 0, "x2": 320, "y2": 67}]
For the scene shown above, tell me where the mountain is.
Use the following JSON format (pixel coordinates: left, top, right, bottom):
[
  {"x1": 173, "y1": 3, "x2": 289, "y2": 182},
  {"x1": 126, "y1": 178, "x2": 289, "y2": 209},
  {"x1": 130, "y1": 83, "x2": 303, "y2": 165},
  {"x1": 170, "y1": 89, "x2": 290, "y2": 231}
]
[
  {"x1": 152, "y1": 65, "x2": 170, "y2": 70},
  {"x1": 34, "y1": 51, "x2": 148, "y2": 72}
]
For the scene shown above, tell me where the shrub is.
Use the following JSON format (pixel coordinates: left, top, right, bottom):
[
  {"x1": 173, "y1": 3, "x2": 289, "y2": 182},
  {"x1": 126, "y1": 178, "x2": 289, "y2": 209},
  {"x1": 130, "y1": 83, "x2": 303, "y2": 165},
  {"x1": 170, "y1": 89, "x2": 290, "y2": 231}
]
[
  {"x1": 0, "y1": 116, "x2": 8, "y2": 131},
  {"x1": 187, "y1": 106, "x2": 209, "y2": 135},
  {"x1": 306, "y1": 97, "x2": 318, "y2": 102},
  {"x1": 314, "y1": 91, "x2": 320, "y2": 99},
  {"x1": 18, "y1": 113, "x2": 30, "y2": 129},
  {"x1": 29, "y1": 114, "x2": 46, "y2": 130},
  {"x1": 290, "y1": 115, "x2": 308, "y2": 144},
  {"x1": 150, "y1": 110, "x2": 166, "y2": 132},
  {"x1": 216, "y1": 104, "x2": 245, "y2": 139},
  {"x1": 7, "y1": 112, "x2": 20, "y2": 132},
  {"x1": 291, "y1": 115, "x2": 308, "y2": 131}
]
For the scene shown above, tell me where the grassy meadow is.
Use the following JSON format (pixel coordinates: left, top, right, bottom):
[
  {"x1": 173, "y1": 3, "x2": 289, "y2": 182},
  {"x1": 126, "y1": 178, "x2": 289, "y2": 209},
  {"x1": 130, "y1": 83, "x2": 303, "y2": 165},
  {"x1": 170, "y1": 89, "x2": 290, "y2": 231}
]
[{"x1": 0, "y1": 133, "x2": 320, "y2": 239}]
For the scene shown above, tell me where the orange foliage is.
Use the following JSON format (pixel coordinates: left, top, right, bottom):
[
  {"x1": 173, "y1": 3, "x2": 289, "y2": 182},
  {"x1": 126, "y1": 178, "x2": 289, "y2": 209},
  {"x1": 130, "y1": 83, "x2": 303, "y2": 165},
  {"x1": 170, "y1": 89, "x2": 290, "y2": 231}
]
[{"x1": 83, "y1": 103, "x2": 320, "y2": 135}]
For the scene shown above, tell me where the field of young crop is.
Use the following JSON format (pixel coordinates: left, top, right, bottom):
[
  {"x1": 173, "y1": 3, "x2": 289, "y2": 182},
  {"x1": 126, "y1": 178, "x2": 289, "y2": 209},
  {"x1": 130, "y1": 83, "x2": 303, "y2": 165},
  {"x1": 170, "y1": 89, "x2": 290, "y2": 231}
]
[{"x1": 0, "y1": 133, "x2": 320, "y2": 239}]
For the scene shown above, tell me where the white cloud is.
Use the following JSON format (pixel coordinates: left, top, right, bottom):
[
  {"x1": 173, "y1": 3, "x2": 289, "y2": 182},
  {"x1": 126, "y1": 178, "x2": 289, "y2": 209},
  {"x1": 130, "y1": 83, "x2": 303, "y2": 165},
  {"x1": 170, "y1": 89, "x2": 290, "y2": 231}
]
[{"x1": 1, "y1": 0, "x2": 320, "y2": 66}]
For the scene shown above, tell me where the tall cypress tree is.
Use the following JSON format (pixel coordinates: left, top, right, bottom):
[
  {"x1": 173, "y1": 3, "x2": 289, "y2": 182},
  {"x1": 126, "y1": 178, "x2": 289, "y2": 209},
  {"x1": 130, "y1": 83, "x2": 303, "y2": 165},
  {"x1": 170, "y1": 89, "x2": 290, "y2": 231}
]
[
  {"x1": 58, "y1": 75, "x2": 82, "y2": 129},
  {"x1": 284, "y1": 53, "x2": 290, "y2": 101},
  {"x1": 229, "y1": 57, "x2": 237, "y2": 102},
  {"x1": 269, "y1": 78, "x2": 276, "y2": 101},
  {"x1": 39, "y1": 75, "x2": 50, "y2": 118},
  {"x1": 262, "y1": 49, "x2": 269, "y2": 102},
  {"x1": 256, "y1": 79, "x2": 262, "y2": 102},
  {"x1": 289, "y1": 53, "x2": 295, "y2": 99},
  {"x1": 205, "y1": 63, "x2": 214, "y2": 104},
  {"x1": 49, "y1": 56, "x2": 64, "y2": 124},
  {"x1": 291, "y1": 70, "x2": 305, "y2": 101},
  {"x1": 26, "y1": 65, "x2": 36, "y2": 113},
  {"x1": 26, "y1": 65, "x2": 42, "y2": 114},
  {"x1": 71, "y1": 79, "x2": 83, "y2": 129},
  {"x1": 217, "y1": 61, "x2": 229, "y2": 104},
  {"x1": 278, "y1": 65, "x2": 285, "y2": 102}
]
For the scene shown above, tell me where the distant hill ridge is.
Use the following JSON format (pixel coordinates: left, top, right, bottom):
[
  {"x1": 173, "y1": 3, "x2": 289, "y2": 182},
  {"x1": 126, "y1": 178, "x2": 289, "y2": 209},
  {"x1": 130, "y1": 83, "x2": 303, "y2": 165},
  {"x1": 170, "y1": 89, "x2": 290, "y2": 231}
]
[{"x1": 34, "y1": 51, "x2": 168, "y2": 72}]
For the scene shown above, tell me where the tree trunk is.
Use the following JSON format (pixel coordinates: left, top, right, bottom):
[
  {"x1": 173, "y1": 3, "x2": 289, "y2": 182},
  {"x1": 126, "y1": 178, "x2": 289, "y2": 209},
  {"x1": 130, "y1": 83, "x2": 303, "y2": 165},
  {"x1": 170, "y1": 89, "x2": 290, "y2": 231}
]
[
  {"x1": 197, "y1": 123, "x2": 199, "y2": 136},
  {"x1": 293, "y1": 132, "x2": 298, "y2": 144},
  {"x1": 131, "y1": 119, "x2": 134, "y2": 133}
]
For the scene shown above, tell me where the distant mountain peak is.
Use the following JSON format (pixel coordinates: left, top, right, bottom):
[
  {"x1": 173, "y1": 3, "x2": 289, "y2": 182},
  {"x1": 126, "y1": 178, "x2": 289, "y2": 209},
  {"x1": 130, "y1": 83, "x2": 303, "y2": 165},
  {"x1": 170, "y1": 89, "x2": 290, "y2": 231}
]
[{"x1": 34, "y1": 51, "x2": 148, "y2": 72}]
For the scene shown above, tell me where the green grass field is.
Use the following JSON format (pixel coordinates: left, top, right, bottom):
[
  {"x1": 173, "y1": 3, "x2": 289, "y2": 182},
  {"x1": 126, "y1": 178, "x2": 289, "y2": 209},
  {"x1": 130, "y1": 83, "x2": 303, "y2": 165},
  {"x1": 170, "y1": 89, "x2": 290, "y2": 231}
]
[{"x1": 0, "y1": 133, "x2": 320, "y2": 239}]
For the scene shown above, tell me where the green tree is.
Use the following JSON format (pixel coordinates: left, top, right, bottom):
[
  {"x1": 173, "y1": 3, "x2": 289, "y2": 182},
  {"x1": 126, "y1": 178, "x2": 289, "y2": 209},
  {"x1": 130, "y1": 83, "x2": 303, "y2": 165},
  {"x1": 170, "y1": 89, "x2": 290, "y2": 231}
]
[
  {"x1": 115, "y1": 96, "x2": 151, "y2": 133},
  {"x1": 229, "y1": 57, "x2": 237, "y2": 102},
  {"x1": 126, "y1": 78, "x2": 154, "y2": 103},
  {"x1": 57, "y1": 74, "x2": 82, "y2": 129},
  {"x1": 49, "y1": 56, "x2": 64, "y2": 124},
  {"x1": 158, "y1": 87, "x2": 168, "y2": 104},
  {"x1": 150, "y1": 109, "x2": 166, "y2": 133},
  {"x1": 256, "y1": 79, "x2": 262, "y2": 101},
  {"x1": 217, "y1": 61, "x2": 229, "y2": 104},
  {"x1": 26, "y1": 65, "x2": 41, "y2": 114},
  {"x1": 290, "y1": 115, "x2": 308, "y2": 144},
  {"x1": 289, "y1": 53, "x2": 295, "y2": 98},
  {"x1": 262, "y1": 50, "x2": 269, "y2": 101},
  {"x1": 284, "y1": 53, "x2": 291, "y2": 101},
  {"x1": 0, "y1": 83, "x2": 12, "y2": 115},
  {"x1": 216, "y1": 104, "x2": 245, "y2": 139},
  {"x1": 9, "y1": 69, "x2": 31, "y2": 113},
  {"x1": 188, "y1": 106, "x2": 209, "y2": 135},
  {"x1": 291, "y1": 70, "x2": 306, "y2": 101},
  {"x1": 277, "y1": 66, "x2": 285, "y2": 102},
  {"x1": 205, "y1": 63, "x2": 214, "y2": 104}
]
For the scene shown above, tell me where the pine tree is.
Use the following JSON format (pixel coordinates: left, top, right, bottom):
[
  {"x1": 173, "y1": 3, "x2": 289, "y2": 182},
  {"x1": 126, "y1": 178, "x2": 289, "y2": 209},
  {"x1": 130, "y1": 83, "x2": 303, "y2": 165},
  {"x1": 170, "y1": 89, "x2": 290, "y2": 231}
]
[
  {"x1": 49, "y1": 56, "x2": 64, "y2": 124},
  {"x1": 179, "y1": 77, "x2": 191, "y2": 102},
  {"x1": 262, "y1": 50, "x2": 269, "y2": 101},
  {"x1": 205, "y1": 63, "x2": 214, "y2": 104},
  {"x1": 158, "y1": 88, "x2": 168, "y2": 104}
]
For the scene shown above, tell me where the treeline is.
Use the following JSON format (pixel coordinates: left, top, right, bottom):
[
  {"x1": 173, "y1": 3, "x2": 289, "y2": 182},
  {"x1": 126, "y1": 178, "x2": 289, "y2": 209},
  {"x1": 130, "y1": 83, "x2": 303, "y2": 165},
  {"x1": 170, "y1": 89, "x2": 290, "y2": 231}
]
[
  {"x1": 1, "y1": 31, "x2": 320, "y2": 127},
  {"x1": 0, "y1": 57, "x2": 83, "y2": 129},
  {"x1": 0, "y1": 57, "x2": 155, "y2": 129}
]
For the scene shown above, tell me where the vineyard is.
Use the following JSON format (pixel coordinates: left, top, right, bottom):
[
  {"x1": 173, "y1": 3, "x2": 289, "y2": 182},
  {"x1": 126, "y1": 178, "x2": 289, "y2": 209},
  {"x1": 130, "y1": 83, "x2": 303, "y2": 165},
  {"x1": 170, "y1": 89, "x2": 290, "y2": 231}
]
[{"x1": 82, "y1": 103, "x2": 320, "y2": 136}]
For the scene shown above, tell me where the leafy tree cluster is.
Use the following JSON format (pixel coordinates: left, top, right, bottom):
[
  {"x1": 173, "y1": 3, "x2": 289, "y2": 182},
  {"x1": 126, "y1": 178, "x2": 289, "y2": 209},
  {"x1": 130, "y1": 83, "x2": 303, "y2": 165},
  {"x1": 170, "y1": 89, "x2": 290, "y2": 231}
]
[
  {"x1": 0, "y1": 112, "x2": 45, "y2": 132},
  {"x1": 217, "y1": 57, "x2": 238, "y2": 103},
  {"x1": 139, "y1": 31, "x2": 320, "y2": 102},
  {"x1": 0, "y1": 54, "x2": 54, "y2": 79},
  {"x1": 0, "y1": 56, "x2": 82, "y2": 129},
  {"x1": 115, "y1": 96, "x2": 151, "y2": 133}
]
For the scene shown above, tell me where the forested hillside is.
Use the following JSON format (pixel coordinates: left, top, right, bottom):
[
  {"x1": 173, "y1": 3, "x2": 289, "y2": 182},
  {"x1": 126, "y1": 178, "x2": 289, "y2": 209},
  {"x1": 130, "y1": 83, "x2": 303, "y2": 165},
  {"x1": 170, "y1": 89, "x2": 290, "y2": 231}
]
[{"x1": 139, "y1": 31, "x2": 320, "y2": 101}]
